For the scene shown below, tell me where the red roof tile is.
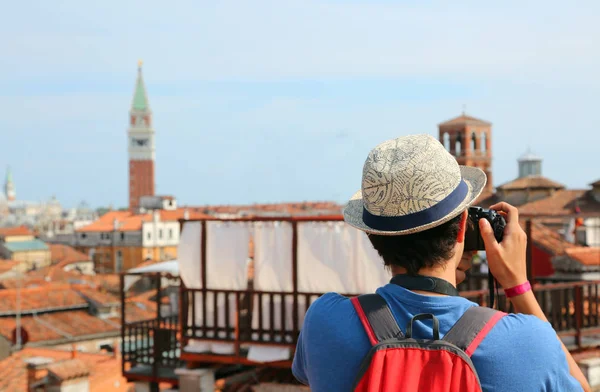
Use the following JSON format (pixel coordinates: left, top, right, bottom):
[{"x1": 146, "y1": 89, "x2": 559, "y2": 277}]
[
  {"x1": 0, "y1": 347, "x2": 130, "y2": 392},
  {"x1": 497, "y1": 176, "x2": 565, "y2": 191},
  {"x1": 0, "y1": 310, "x2": 118, "y2": 343},
  {"x1": 46, "y1": 359, "x2": 90, "y2": 381},
  {"x1": 564, "y1": 247, "x2": 600, "y2": 266},
  {"x1": 518, "y1": 190, "x2": 600, "y2": 216},
  {"x1": 521, "y1": 220, "x2": 577, "y2": 256},
  {"x1": 75, "y1": 287, "x2": 120, "y2": 307},
  {"x1": 78, "y1": 274, "x2": 121, "y2": 295},
  {"x1": 438, "y1": 114, "x2": 491, "y2": 127},
  {"x1": 0, "y1": 260, "x2": 19, "y2": 274},
  {"x1": 49, "y1": 244, "x2": 90, "y2": 265},
  {"x1": 0, "y1": 226, "x2": 33, "y2": 237},
  {"x1": 0, "y1": 284, "x2": 88, "y2": 315}
]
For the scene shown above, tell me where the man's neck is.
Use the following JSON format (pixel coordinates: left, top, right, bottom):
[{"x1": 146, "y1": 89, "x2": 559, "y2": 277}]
[{"x1": 389, "y1": 265, "x2": 457, "y2": 296}]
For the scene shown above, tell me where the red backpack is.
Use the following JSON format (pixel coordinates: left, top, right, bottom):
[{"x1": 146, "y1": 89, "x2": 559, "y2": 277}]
[{"x1": 351, "y1": 294, "x2": 506, "y2": 392}]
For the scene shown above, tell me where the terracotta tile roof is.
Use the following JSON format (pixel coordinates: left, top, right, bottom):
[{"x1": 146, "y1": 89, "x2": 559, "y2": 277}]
[
  {"x1": 0, "y1": 260, "x2": 19, "y2": 274},
  {"x1": 0, "y1": 284, "x2": 88, "y2": 315},
  {"x1": 120, "y1": 301, "x2": 156, "y2": 323},
  {"x1": 24, "y1": 262, "x2": 85, "y2": 283},
  {"x1": 590, "y1": 179, "x2": 600, "y2": 187},
  {"x1": 521, "y1": 220, "x2": 577, "y2": 256},
  {"x1": 0, "y1": 277, "x2": 50, "y2": 290},
  {"x1": 75, "y1": 287, "x2": 120, "y2": 307},
  {"x1": 438, "y1": 114, "x2": 491, "y2": 127},
  {"x1": 0, "y1": 347, "x2": 130, "y2": 392},
  {"x1": 0, "y1": 310, "x2": 118, "y2": 343},
  {"x1": 497, "y1": 175, "x2": 565, "y2": 191},
  {"x1": 76, "y1": 211, "x2": 132, "y2": 233},
  {"x1": 0, "y1": 226, "x2": 33, "y2": 237},
  {"x1": 78, "y1": 274, "x2": 121, "y2": 295},
  {"x1": 49, "y1": 244, "x2": 89, "y2": 265},
  {"x1": 474, "y1": 191, "x2": 499, "y2": 208},
  {"x1": 518, "y1": 189, "x2": 600, "y2": 216},
  {"x1": 46, "y1": 359, "x2": 90, "y2": 380},
  {"x1": 564, "y1": 247, "x2": 600, "y2": 266},
  {"x1": 78, "y1": 203, "x2": 342, "y2": 234}
]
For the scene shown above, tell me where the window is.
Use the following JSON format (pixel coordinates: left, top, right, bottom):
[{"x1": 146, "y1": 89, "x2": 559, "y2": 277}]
[
  {"x1": 471, "y1": 131, "x2": 477, "y2": 153},
  {"x1": 147, "y1": 232, "x2": 151, "y2": 240},
  {"x1": 169, "y1": 229, "x2": 173, "y2": 239},
  {"x1": 120, "y1": 232, "x2": 125, "y2": 241},
  {"x1": 443, "y1": 133, "x2": 450, "y2": 151},
  {"x1": 159, "y1": 229, "x2": 163, "y2": 239},
  {"x1": 455, "y1": 134, "x2": 462, "y2": 156},
  {"x1": 81, "y1": 233, "x2": 87, "y2": 239},
  {"x1": 481, "y1": 132, "x2": 487, "y2": 153}
]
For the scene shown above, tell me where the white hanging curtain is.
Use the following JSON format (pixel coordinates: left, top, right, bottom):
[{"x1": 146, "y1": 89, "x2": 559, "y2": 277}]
[
  {"x1": 202, "y1": 221, "x2": 252, "y2": 354},
  {"x1": 297, "y1": 221, "x2": 354, "y2": 293},
  {"x1": 248, "y1": 221, "x2": 296, "y2": 362},
  {"x1": 177, "y1": 222, "x2": 202, "y2": 289},
  {"x1": 297, "y1": 221, "x2": 390, "y2": 294}
]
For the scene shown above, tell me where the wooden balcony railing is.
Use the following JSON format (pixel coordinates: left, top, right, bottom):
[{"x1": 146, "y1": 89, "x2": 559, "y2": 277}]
[
  {"x1": 122, "y1": 315, "x2": 183, "y2": 382},
  {"x1": 120, "y1": 272, "x2": 183, "y2": 385},
  {"x1": 180, "y1": 280, "x2": 600, "y2": 365}
]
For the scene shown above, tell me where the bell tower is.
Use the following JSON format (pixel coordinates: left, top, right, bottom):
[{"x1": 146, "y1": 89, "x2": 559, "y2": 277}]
[
  {"x1": 438, "y1": 112, "x2": 493, "y2": 193},
  {"x1": 127, "y1": 60, "x2": 155, "y2": 209},
  {"x1": 4, "y1": 166, "x2": 16, "y2": 201}
]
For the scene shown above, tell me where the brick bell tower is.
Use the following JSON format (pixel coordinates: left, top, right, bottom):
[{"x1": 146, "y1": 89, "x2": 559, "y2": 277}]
[
  {"x1": 128, "y1": 60, "x2": 155, "y2": 209},
  {"x1": 438, "y1": 112, "x2": 493, "y2": 193}
]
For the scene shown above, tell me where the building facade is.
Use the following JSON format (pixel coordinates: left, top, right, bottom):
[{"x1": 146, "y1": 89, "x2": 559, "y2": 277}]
[{"x1": 128, "y1": 61, "x2": 155, "y2": 210}]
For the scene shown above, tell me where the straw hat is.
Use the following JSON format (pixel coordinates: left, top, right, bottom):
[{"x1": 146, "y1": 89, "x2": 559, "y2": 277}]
[{"x1": 343, "y1": 134, "x2": 486, "y2": 235}]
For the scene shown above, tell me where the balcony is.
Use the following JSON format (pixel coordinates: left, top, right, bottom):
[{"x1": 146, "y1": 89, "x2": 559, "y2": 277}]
[
  {"x1": 120, "y1": 272, "x2": 184, "y2": 386},
  {"x1": 179, "y1": 280, "x2": 600, "y2": 366},
  {"x1": 120, "y1": 216, "x2": 600, "y2": 387}
]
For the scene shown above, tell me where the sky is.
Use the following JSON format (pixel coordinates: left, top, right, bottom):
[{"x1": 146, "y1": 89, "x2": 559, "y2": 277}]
[{"x1": 1, "y1": 1, "x2": 599, "y2": 208}]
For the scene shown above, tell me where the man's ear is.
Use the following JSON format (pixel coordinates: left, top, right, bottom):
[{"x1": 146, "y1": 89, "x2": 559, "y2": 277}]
[{"x1": 456, "y1": 210, "x2": 468, "y2": 243}]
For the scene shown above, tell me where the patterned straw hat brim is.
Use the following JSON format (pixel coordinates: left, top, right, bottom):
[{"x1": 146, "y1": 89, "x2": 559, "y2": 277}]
[
  {"x1": 343, "y1": 166, "x2": 486, "y2": 235},
  {"x1": 342, "y1": 134, "x2": 487, "y2": 236}
]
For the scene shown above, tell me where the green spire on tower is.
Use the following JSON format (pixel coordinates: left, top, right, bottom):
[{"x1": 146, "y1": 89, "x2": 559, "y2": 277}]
[
  {"x1": 132, "y1": 60, "x2": 150, "y2": 111},
  {"x1": 5, "y1": 166, "x2": 12, "y2": 184}
]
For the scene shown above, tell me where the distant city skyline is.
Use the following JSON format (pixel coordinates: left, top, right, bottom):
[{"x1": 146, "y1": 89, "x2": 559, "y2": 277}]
[{"x1": 2, "y1": 1, "x2": 599, "y2": 208}]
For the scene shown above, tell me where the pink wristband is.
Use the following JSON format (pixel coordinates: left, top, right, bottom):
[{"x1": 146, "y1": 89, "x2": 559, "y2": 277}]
[{"x1": 504, "y1": 281, "x2": 531, "y2": 298}]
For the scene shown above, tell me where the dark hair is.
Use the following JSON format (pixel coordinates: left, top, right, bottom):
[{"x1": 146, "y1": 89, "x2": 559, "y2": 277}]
[{"x1": 367, "y1": 214, "x2": 463, "y2": 275}]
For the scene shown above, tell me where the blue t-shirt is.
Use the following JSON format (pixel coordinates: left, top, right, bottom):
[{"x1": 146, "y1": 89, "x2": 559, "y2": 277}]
[{"x1": 292, "y1": 284, "x2": 582, "y2": 392}]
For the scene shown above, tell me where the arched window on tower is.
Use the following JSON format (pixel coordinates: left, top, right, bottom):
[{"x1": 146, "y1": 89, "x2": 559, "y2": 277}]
[
  {"x1": 455, "y1": 134, "x2": 462, "y2": 156},
  {"x1": 481, "y1": 132, "x2": 487, "y2": 153},
  {"x1": 443, "y1": 133, "x2": 450, "y2": 151},
  {"x1": 471, "y1": 132, "x2": 477, "y2": 154}
]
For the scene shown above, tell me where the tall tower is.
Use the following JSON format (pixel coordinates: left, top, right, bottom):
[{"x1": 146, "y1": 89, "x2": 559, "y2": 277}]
[
  {"x1": 128, "y1": 61, "x2": 155, "y2": 209},
  {"x1": 4, "y1": 166, "x2": 16, "y2": 201},
  {"x1": 438, "y1": 113, "x2": 493, "y2": 193}
]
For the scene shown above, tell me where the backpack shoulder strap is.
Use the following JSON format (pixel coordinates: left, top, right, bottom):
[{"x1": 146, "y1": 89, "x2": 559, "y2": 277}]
[
  {"x1": 443, "y1": 306, "x2": 506, "y2": 357},
  {"x1": 351, "y1": 294, "x2": 404, "y2": 346}
]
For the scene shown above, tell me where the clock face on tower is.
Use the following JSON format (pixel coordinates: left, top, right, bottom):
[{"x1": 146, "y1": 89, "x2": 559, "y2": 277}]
[{"x1": 132, "y1": 138, "x2": 149, "y2": 147}]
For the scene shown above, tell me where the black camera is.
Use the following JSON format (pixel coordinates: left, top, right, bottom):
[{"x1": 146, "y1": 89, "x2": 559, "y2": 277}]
[{"x1": 463, "y1": 207, "x2": 506, "y2": 251}]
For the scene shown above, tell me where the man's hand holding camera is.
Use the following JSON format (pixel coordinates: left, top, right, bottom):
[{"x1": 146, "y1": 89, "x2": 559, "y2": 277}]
[{"x1": 478, "y1": 202, "x2": 528, "y2": 289}]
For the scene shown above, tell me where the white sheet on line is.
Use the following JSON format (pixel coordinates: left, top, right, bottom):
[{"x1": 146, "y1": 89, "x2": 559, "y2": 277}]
[
  {"x1": 177, "y1": 222, "x2": 202, "y2": 289},
  {"x1": 297, "y1": 222, "x2": 390, "y2": 294}
]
